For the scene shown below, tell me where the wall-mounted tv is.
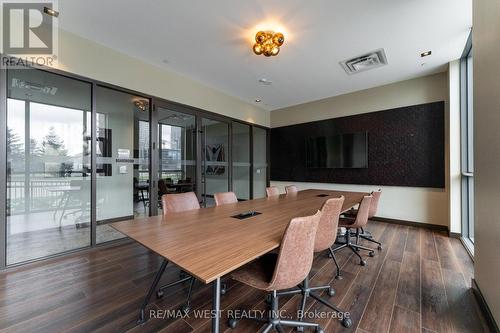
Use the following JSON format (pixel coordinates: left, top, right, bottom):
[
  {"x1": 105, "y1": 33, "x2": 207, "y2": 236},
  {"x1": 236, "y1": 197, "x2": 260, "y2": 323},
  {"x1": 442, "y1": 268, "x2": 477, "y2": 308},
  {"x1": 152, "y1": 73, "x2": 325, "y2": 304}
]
[{"x1": 306, "y1": 132, "x2": 368, "y2": 168}]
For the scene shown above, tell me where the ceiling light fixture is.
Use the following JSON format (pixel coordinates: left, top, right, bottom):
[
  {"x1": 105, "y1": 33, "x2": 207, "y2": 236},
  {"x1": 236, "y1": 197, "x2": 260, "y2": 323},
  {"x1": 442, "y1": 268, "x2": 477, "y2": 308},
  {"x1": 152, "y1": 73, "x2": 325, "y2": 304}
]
[
  {"x1": 43, "y1": 6, "x2": 59, "y2": 17},
  {"x1": 258, "y1": 78, "x2": 272, "y2": 85},
  {"x1": 255, "y1": 99, "x2": 262, "y2": 103},
  {"x1": 253, "y1": 31, "x2": 285, "y2": 57},
  {"x1": 134, "y1": 100, "x2": 148, "y2": 112},
  {"x1": 421, "y1": 51, "x2": 432, "y2": 57}
]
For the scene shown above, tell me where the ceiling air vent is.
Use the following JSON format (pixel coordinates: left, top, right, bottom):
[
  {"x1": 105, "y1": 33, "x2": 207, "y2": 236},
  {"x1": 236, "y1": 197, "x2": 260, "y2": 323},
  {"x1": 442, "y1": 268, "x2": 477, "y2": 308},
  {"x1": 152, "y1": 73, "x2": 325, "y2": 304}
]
[{"x1": 340, "y1": 49, "x2": 388, "y2": 75}]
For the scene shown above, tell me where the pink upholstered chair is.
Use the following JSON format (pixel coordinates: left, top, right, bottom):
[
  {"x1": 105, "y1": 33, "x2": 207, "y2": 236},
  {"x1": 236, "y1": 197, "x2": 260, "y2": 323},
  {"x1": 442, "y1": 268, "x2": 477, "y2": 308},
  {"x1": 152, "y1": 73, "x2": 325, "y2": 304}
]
[
  {"x1": 274, "y1": 196, "x2": 353, "y2": 328},
  {"x1": 345, "y1": 189, "x2": 383, "y2": 250},
  {"x1": 157, "y1": 191, "x2": 201, "y2": 313},
  {"x1": 228, "y1": 211, "x2": 327, "y2": 333},
  {"x1": 161, "y1": 191, "x2": 200, "y2": 214},
  {"x1": 332, "y1": 195, "x2": 375, "y2": 266},
  {"x1": 285, "y1": 185, "x2": 298, "y2": 194},
  {"x1": 266, "y1": 186, "x2": 280, "y2": 197},
  {"x1": 214, "y1": 191, "x2": 238, "y2": 206}
]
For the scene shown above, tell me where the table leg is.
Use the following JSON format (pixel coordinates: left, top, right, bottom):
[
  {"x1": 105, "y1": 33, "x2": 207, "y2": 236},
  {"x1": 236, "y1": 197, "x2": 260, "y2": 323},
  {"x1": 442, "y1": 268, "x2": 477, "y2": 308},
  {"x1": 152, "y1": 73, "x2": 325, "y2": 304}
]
[
  {"x1": 53, "y1": 191, "x2": 66, "y2": 220},
  {"x1": 212, "y1": 277, "x2": 221, "y2": 333},
  {"x1": 137, "y1": 258, "x2": 168, "y2": 325},
  {"x1": 59, "y1": 193, "x2": 71, "y2": 228},
  {"x1": 140, "y1": 189, "x2": 146, "y2": 208}
]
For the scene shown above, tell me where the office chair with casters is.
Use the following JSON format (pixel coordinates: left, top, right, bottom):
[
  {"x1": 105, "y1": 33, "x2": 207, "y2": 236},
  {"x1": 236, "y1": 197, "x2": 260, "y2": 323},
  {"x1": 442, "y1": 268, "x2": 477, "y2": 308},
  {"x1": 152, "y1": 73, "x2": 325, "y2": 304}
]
[
  {"x1": 214, "y1": 191, "x2": 238, "y2": 206},
  {"x1": 266, "y1": 186, "x2": 280, "y2": 197},
  {"x1": 274, "y1": 196, "x2": 353, "y2": 330},
  {"x1": 345, "y1": 190, "x2": 383, "y2": 250},
  {"x1": 332, "y1": 195, "x2": 375, "y2": 266},
  {"x1": 228, "y1": 211, "x2": 326, "y2": 333},
  {"x1": 285, "y1": 185, "x2": 298, "y2": 194},
  {"x1": 155, "y1": 192, "x2": 226, "y2": 314}
]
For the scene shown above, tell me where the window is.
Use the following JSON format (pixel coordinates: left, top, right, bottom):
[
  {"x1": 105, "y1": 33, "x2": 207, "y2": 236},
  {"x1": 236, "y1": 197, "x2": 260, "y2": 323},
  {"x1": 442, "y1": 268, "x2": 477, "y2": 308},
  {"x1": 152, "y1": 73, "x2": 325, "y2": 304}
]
[{"x1": 460, "y1": 33, "x2": 474, "y2": 249}]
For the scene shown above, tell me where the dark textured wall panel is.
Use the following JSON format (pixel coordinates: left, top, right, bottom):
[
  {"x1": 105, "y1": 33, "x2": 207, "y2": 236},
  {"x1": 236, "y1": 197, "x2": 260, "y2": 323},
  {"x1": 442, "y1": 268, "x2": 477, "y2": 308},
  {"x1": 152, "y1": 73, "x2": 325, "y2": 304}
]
[{"x1": 270, "y1": 101, "x2": 445, "y2": 188}]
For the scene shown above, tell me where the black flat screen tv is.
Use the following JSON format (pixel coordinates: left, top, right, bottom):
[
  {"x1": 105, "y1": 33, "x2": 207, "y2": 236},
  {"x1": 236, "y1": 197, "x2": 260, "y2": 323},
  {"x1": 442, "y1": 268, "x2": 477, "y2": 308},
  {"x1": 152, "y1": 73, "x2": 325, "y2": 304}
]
[{"x1": 306, "y1": 132, "x2": 368, "y2": 168}]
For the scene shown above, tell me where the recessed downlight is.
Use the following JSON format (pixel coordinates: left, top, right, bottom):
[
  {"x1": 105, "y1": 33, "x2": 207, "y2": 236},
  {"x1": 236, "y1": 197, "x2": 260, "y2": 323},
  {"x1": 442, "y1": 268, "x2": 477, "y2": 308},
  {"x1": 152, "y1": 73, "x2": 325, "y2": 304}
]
[
  {"x1": 255, "y1": 99, "x2": 262, "y2": 103},
  {"x1": 258, "y1": 78, "x2": 272, "y2": 85},
  {"x1": 421, "y1": 51, "x2": 432, "y2": 57},
  {"x1": 43, "y1": 6, "x2": 59, "y2": 17}
]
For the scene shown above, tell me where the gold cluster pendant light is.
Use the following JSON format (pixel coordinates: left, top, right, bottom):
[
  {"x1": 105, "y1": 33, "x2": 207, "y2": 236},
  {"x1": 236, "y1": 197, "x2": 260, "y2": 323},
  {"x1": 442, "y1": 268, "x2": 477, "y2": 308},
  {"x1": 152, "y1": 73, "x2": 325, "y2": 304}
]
[{"x1": 253, "y1": 31, "x2": 285, "y2": 57}]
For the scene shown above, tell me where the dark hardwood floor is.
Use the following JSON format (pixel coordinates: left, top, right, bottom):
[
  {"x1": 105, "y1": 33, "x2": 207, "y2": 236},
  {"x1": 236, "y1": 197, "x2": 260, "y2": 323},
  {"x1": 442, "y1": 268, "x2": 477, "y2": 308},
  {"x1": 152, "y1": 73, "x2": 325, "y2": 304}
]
[{"x1": 0, "y1": 221, "x2": 490, "y2": 333}]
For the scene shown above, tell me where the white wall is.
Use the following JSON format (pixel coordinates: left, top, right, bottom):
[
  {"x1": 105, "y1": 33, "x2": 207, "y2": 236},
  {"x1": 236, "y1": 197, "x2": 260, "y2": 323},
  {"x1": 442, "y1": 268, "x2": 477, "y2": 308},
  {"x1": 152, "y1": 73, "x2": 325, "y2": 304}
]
[
  {"x1": 270, "y1": 73, "x2": 450, "y2": 226},
  {"x1": 271, "y1": 73, "x2": 448, "y2": 128},
  {"x1": 473, "y1": 0, "x2": 500, "y2": 324},
  {"x1": 271, "y1": 182, "x2": 447, "y2": 226},
  {"x1": 54, "y1": 29, "x2": 270, "y2": 127}
]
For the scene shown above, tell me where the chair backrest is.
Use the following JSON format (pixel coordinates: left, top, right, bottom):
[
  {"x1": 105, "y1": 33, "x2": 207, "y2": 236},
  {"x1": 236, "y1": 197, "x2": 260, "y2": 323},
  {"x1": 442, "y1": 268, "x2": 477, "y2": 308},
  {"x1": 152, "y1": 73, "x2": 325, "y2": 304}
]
[
  {"x1": 285, "y1": 185, "x2": 298, "y2": 195},
  {"x1": 349, "y1": 195, "x2": 372, "y2": 228},
  {"x1": 161, "y1": 192, "x2": 200, "y2": 215},
  {"x1": 368, "y1": 189, "x2": 382, "y2": 219},
  {"x1": 158, "y1": 179, "x2": 168, "y2": 196},
  {"x1": 214, "y1": 191, "x2": 238, "y2": 206},
  {"x1": 266, "y1": 186, "x2": 280, "y2": 197},
  {"x1": 267, "y1": 210, "x2": 321, "y2": 291},
  {"x1": 314, "y1": 196, "x2": 345, "y2": 252}
]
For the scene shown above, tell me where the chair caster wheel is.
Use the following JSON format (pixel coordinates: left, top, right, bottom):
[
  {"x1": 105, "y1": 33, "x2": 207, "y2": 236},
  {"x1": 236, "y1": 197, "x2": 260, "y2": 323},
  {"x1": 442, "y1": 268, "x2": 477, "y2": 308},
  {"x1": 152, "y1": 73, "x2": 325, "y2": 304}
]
[
  {"x1": 228, "y1": 318, "x2": 238, "y2": 329},
  {"x1": 221, "y1": 283, "x2": 227, "y2": 295},
  {"x1": 342, "y1": 317, "x2": 353, "y2": 328},
  {"x1": 328, "y1": 287, "x2": 336, "y2": 297},
  {"x1": 335, "y1": 274, "x2": 343, "y2": 280},
  {"x1": 315, "y1": 327, "x2": 325, "y2": 333},
  {"x1": 296, "y1": 326, "x2": 304, "y2": 332},
  {"x1": 378, "y1": 245, "x2": 382, "y2": 251},
  {"x1": 360, "y1": 260, "x2": 367, "y2": 266},
  {"x1": 180, "y1": 304, "x2": 191, "y2": 315},
  {"x1": 369, "y1": 251, "x2": 375, "y2": 257},
  {"x1": 156, "y1": 290, "x2": 164, "y2": 299}
]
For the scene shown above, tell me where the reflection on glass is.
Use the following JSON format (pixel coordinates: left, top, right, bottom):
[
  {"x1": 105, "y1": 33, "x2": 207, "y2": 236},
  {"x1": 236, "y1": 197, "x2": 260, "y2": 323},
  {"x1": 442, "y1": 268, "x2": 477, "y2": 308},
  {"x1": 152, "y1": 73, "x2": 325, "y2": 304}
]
[
  {"x1": 232, "y1": 122, "x2": 250, "y2": 200},
  {"x1": 95, "y1": 86, "x2": 150, "y2": 243},
  {"x1": 6, "y1": 69, "x2": 91, "y2": 264},
  {"x1": 253, "y1": 127, "x2": 268, "y2": 198},
  {"x1": 157, "y1": 108, "x2": 197, "y2": 214},
  {"x1": 202, "y1": 119, "x2": 229, "y2": 207}
]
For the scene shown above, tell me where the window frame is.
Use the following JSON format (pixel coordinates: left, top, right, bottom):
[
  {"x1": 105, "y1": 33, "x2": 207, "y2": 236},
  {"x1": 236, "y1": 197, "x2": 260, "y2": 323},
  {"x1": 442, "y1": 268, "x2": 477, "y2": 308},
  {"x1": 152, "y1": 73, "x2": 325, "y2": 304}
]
[{"x1": 460, "y1": 32, "x2": 474, "y2": 253}]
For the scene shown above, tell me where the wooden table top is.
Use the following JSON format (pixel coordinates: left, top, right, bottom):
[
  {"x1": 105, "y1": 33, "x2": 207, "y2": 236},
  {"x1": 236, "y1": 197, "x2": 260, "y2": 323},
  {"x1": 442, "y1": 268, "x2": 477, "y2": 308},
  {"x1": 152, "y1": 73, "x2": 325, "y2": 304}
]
[{"x1": 112, "y1": 189, "x2": 367, "y2": 284}]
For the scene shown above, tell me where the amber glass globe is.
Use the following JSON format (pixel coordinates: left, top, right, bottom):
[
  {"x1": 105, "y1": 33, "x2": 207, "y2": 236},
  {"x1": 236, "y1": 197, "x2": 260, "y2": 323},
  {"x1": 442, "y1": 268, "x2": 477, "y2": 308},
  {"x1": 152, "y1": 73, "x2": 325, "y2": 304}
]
[
  {"x1": 253, "y1": 43, "x2": 263, "y2": 55},
  {"x1": 255, "y1": 31, "x2": 266, "y2": 44},
  {"x1": 272, "y1": 33, "x2": 285, "y2": 46}
]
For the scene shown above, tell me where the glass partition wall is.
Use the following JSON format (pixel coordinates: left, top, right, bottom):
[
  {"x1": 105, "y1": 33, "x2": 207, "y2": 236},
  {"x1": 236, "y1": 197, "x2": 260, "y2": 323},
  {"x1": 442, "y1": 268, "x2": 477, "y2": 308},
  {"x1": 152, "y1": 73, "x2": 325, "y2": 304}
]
[
  {"x1": 232, "y1": 122, "x2": 251, "y2": 200},
  {"x1": 95, "y1": 86, "x2": 150, "y2": 244},
  {"x1": 156, "y1": 107, "x2": 196, "y2": 215},
  {"x1": 201, "y1": 118, "x2": 229, "y2": 207},
  {"x1": 6, "y1": 69, "x2": 92, "y2": 264},
  {"x1": 1, "y1": 66, "x2": 269, "y2": 267}
]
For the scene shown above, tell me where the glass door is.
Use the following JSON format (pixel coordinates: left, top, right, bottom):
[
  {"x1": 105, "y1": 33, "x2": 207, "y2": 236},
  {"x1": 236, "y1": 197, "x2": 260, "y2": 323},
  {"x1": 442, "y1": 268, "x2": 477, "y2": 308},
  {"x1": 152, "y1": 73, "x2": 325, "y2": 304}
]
[
  {"x1": 253, "y1": 127, "x2": 268, "y2": 199},
  {"x1": 232, "y1": 122, "x2": 251, "y2": 200},
  {"x1": 201, "y1": 118, "x2": 229, "y2": 207},
  {"x1": 156, "y1": 107, "x2": 197, "y2": 214},
  {"x1": 94, "y1": 86, "x2": 150, "y2": 244}
]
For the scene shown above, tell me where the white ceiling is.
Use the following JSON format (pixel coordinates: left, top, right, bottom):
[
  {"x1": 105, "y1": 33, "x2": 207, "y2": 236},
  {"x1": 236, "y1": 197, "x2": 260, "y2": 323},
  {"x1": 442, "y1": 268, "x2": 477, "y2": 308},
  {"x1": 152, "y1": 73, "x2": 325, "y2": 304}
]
[{"x1": 58, "y1": 0, "x2": 472, "y2": 111}]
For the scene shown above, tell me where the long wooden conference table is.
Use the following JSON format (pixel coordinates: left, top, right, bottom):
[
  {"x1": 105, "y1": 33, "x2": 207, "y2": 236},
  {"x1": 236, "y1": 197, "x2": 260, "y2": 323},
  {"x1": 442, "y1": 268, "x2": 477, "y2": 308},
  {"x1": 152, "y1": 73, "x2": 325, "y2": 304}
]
[{"x1": 112, "y1": 189, "x2": 367, "y2": 332}]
